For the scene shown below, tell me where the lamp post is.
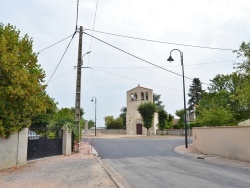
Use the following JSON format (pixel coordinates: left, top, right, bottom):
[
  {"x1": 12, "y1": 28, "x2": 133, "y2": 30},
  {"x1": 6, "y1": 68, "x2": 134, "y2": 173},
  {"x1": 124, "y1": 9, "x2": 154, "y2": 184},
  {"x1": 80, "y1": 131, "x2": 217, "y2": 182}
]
[
  {"x1": 167, "y1": 49, "x2": 188, "y2": 148},
  {"x1": 91, "y1": 97, "x2": 97, "y2": 136}
]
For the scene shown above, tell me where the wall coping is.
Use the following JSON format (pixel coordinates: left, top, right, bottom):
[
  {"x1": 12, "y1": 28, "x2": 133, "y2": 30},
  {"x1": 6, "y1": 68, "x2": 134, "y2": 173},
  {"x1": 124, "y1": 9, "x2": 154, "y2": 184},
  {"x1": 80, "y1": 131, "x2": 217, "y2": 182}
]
[{"x1": 193, "y1": 126, "x2": 250, "y2": 129}]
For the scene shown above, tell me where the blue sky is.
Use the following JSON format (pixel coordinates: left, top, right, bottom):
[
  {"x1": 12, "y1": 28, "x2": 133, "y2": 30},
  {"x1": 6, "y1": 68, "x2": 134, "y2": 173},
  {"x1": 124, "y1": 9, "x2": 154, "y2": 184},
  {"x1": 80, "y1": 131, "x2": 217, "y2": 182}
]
[{"x1": 1, "y1": 0, "x2": 250, "y2": 126}]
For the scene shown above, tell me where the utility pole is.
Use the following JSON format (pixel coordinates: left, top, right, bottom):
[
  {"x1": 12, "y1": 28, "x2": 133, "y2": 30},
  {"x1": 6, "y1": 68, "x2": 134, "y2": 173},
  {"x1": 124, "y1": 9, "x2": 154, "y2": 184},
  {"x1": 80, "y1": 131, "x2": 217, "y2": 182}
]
[{"x1": 75, "y1": 26, "x2": 83, "y2": 151}]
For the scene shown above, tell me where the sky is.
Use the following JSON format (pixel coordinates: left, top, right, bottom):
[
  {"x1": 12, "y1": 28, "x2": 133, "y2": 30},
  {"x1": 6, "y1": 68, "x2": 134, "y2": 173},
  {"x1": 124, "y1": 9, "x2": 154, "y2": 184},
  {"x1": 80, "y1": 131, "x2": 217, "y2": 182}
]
[{"x1": 1, "y1": 0, "x2": 250, "y2": 127}]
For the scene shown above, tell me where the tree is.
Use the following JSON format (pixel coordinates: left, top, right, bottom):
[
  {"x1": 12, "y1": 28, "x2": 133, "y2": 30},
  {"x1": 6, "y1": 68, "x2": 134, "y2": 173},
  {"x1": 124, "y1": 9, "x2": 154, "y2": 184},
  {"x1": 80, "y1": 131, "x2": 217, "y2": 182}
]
[
  {"x1": 137, "y1": 102, "x2": 157, "y2": 135},
  {"x1": 188, "y1": 78, "x2": 203, "y2": 113},
  {"x1": 233, "y1": 41, "x2": 250, "y2": 111},
  {"x1": 51, "y1": 107, "x2": 84, "y2": 141},
  {"x1": 104, "y1": 116, "x2": 124, "y2": 129},
  {"x1": 158, "y1": 108, "x2": 167, "y2": 133},
  {"x1": 153, "y1": 93, "x2": 164, "y2": 109},
  {"x1": 196, "y1": 101, "x2": 235, "y2": 126},
  {"x1": 0, "y1": 23, "x2": 52, "y2": 138},
  {"x1": 87, "y1": 120, "x2": 95, "y2": 129},
  {"x1": 119, "y1": 107, "x2": 127, "y2": 129},
  {"x1": 31, "y1": 96, "x2": 57, "y2": 128},
  {"x1": 175, "y1": 109, "x2": 185, "y2": 129},
  {"x1": 206, "y1": 73, "x2": 250, "y2": 121}
]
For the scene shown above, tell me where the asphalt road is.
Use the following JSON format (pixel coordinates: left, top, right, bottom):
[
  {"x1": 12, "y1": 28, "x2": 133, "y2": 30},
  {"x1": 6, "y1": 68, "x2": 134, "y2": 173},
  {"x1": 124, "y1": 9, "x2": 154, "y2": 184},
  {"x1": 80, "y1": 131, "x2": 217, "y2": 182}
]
[{"x1": 94, "y1": 137, "x2": 250, "y2": 188}]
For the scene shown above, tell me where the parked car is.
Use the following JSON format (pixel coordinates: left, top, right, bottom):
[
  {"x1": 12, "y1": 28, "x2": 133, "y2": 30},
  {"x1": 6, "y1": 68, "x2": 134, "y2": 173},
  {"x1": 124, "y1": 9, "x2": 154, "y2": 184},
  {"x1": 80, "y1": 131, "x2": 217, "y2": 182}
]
[{"x1": 28, "y1": 130, "x2": 41, "y2": 140}]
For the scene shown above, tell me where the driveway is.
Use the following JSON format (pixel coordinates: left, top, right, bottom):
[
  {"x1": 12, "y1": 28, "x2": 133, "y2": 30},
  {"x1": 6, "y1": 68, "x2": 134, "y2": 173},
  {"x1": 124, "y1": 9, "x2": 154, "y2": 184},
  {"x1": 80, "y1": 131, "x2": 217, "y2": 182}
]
[{"x1": 94, "y1": 137, "x2": 250, "y2": 188}]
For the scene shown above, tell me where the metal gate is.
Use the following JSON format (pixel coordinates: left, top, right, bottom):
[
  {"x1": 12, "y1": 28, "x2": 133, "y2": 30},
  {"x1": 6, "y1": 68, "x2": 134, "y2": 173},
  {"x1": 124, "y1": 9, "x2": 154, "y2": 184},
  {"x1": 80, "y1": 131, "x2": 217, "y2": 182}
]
[{"x1": 27, "y1": 128, "x2": 63, "y2": 160}]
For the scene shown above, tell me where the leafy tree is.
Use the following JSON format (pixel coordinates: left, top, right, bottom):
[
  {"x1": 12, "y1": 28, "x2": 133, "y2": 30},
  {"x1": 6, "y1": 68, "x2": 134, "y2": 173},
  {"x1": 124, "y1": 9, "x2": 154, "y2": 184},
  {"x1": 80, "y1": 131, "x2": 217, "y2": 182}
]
[
  {"x1": 175, "y1": 109, "x2": 185, "y2": 129},
  {"x1": 87, "y1": 120, "x2": 95, "y2": 129},
  {"x1": 104, "y1": 116, "x2": 124, "y2": 129},
  {"x1": 0, "y1": 23, "x2": 52, "y2": 138},
  {"x1": 166, "y1": 114, "x2": 174, "y2": 129},
  {"x1": 196, "y1": 101, "x2": 235, "y2": 126},
  {"x1": 119, "y1": 107, "x2": 127, "y2": 129},
  {"x1": 206, "y1": 73, "x2": 250, "y2": 121},
  {"x1": 153, "y1": 93, "x2": 164, "y2": 109},
  {"x1": 158, "y1": 108, "x2": 167, "y2": 133},
  {"x1": 233, "y1": 41, "x2": 250, "y2": 111},
  {"x1": 52, "y1": 107, "x2": 84, "y2": 141},
  {"x1": 188, "y1": 78, "x2": 203, "y2": 113},
  {"x1": 31, "y1": 96, "x2": 57, "y2": 128},
  {"x1": 137, "y1": 102, "x2": 157, "y2": 135}
]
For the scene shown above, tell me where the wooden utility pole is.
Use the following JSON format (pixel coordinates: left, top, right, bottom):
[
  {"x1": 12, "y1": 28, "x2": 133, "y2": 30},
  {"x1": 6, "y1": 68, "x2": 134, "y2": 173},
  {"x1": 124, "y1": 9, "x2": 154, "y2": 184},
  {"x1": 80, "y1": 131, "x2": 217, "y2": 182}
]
[{"x1": 75, "y1": 26, "x2": 83, "y2": 150}]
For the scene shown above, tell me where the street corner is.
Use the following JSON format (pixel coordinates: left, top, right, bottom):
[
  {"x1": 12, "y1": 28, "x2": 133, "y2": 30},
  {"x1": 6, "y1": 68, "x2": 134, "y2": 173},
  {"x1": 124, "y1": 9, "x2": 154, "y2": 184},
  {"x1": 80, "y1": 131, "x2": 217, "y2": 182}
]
[{"x1": 174, "y1": 144, "x2": 203, "y2": 158}]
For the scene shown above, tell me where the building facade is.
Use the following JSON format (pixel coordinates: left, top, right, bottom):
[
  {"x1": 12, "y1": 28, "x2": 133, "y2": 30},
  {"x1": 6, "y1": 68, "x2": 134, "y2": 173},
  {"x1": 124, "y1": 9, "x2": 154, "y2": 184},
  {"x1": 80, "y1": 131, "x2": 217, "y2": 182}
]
[{"x1": 126, "y1": 84, "x2": 158, "y2": 135}]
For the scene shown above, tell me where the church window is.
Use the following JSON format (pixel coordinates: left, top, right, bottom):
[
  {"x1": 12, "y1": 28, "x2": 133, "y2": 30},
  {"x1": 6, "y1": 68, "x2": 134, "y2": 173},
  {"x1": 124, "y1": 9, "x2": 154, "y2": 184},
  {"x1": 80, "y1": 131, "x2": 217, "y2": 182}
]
[
  {"x1": 145, "y1": 92, "x2": 148, "y2": 100},
  {"x1": 141, "y1": 92, "x2": 144, "y2": 100}
]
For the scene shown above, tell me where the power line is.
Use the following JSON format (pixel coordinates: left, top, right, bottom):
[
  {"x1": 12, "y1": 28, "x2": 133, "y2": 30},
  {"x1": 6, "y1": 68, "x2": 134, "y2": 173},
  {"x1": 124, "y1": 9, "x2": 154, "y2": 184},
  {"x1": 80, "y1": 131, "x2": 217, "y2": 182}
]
[
  {"x1": 46, "y1": 33, "x2": 76, "y2": 84},
  {"x1": 92, "y1": 68, "x2": 182, "y2": 92},
  {"x1": 83, "y1": 28, "x2": 235, "y2": 51},
  {"x1": 90, "y1": 60, "x2": 235, "y2": 69},
  {"x1": 37, "y1": 34, "x2": 74, "y2": 54},
  {"x1": 50, "y1": 68, "x2": 75, "y2": 83},
  {"x1": 87, "y1": 0, "x2": 99, "y2": 67},
  {"x1": 83, "y1": 32, "x2": 210, "y2": 86}
]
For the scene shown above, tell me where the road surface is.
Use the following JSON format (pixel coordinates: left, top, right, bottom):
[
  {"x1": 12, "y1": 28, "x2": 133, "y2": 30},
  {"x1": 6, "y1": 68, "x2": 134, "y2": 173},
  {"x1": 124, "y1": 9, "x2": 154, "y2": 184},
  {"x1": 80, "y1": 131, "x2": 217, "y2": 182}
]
[{"x1": 94, "y1": 137, "x2": 250, "y2": 188}]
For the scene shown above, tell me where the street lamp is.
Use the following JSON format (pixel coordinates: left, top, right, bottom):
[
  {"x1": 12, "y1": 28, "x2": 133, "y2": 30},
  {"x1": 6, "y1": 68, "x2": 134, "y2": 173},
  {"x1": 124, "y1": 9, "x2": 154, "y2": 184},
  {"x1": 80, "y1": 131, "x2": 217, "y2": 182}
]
[
  {"x1": 91, "y1": 97, "x2": 97, "y2": 136},
  {"x1": 81, "y1": 51, "x2": 91, "y2": 65},
  {"x1": 167, "y1": 49, "x2": 188, "y2": 148}
]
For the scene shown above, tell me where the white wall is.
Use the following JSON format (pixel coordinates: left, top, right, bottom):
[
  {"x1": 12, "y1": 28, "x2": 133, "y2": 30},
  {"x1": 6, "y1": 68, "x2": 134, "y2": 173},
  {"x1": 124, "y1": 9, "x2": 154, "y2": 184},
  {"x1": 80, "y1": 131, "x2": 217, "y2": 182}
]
[
  {"x1": 0, "y1": 128, "x2": 28, "y2": 170},
  {"x1": 193, "y1": 126, "x2": 250, "y2": 162}
]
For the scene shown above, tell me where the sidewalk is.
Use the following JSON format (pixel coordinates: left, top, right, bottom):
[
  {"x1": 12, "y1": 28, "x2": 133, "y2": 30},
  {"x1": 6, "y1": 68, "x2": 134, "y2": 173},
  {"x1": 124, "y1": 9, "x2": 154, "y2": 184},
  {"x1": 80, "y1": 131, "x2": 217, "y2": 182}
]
[{"x1": 174, "y1": 144, "x2": 250, "y2": 169}]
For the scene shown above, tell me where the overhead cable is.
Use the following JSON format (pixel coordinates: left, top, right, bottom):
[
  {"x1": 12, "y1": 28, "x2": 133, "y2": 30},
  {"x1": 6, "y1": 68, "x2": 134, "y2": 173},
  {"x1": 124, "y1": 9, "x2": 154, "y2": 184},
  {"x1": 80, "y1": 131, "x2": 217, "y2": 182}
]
[
  {"x1": 83, "y1": 28, "x2": 235, "y2": 51},
  {"x1": 83, "y1": 32, "x2": 210, "y2": 86},
  {"x1": 46, "y1": 33, "x2": 76, "y2": 84},
  {"x1": 92, "y1": 68, "x2": 182, "y2": 92},
  {"x1": 87, "y1": 0, "x2": 99, "y2": 67},
  {"x1": 37, "y1": 34, "x2": 74, "y2": 54}
]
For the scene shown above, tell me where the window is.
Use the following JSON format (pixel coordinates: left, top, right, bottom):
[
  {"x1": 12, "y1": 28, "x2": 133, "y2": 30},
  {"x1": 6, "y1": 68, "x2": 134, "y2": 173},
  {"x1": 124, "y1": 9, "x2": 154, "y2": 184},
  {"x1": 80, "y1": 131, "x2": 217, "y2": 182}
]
[
  {"x1": 134, "y1": 93, "x2": 138, "y2": 100},
  {"x1": 130, "y1": 93, "x2": 134, "y2": 101},
  {"x1": 145, "y1": 92, "x2": 148, "y2": 100},
  {"x1": 141, "y1": 92, "x2": 144, "y2": 100}
]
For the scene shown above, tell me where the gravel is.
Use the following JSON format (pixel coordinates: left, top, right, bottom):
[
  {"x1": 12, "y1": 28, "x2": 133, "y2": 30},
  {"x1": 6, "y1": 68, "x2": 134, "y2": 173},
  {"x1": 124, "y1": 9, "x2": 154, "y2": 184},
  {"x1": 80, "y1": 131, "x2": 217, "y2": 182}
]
[{"x1": 0, "y1": 154, "x2": 117, "y2": 188}]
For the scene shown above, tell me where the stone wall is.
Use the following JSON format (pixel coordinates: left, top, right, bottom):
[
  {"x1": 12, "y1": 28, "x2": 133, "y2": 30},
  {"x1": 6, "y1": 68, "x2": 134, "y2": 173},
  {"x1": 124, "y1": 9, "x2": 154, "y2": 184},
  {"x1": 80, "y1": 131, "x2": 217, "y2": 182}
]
[
  {"x1": 87, "y1": 129, "x2": 126, "y2": 134},
  {"x1": 193, "y1": 126, "x2": 250, "y2": 162}
]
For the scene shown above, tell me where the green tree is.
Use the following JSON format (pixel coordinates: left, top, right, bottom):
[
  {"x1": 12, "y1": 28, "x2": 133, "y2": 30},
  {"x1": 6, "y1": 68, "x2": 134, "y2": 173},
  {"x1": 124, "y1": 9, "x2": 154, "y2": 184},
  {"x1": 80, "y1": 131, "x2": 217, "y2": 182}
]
[
  {"x1": 52, "y1": 107, "x2": 84, "y2": 141},
  {"x1": 153, "y1": 93, "x2": 164, "y2": 109},
  {"x1": 137, "y1": 102, "x2": 157, "y2": 135},
  {"x1": 175, "y1": 109, "x2": 185, "y2": 129},
  {"x1": 196, "y1": 101, "x2": 235, "y2": 126},
  {"x1": 158, "y1": 108, "x2": 167, "y2": 133},
  {"x1": 0, "y1": 23, "x2": 52, "y2": 138},
  {"x1": 166, "y1": 114, "x2": 174, "y2": 129},
  {"x1": 234, "y1": 41, "x2": 250, "y2": 112},
  {"x1": 104, "y1": 116, "x2": 124, "y2": 129},
  {"x1": 188, "y1": 78, "x2": 203, "y2": 113},
  {"x1": 206, "y1": 73, "x2": 249, "y2": 121},
  {"x1": 87, "y1": 120, "x2": 95, "y2": 129},
  {"x1": 31, "y1": 96, "x2": 57, "y2": 128},
  {"x1": 119, "y1": 107, "x2": 127, "y2": 129}
]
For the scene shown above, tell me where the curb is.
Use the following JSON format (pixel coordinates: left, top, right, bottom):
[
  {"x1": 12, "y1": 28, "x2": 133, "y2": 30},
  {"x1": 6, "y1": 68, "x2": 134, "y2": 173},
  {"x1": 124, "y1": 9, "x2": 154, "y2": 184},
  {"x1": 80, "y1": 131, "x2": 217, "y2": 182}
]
[
  {"x1": 174, "y1": 145, "x2": 250, "y2": 169},
  {"x1": 93, "y1": 147, "x2": 130, "y2": 188}
]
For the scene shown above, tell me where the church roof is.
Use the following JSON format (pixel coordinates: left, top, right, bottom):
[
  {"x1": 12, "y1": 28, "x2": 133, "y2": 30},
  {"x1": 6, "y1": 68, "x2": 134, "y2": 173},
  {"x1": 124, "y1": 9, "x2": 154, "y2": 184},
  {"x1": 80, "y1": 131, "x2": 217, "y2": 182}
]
[{"x1": 127, "y1": 84, "x2": 153, "y2": 92}]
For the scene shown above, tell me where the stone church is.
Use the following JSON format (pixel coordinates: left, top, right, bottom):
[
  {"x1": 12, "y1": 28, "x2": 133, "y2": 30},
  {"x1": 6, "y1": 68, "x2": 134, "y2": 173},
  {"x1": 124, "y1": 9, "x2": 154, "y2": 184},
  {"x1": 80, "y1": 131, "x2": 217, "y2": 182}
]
[{"x1": 126, "y1": 84, "x2": 158, "y2": 135}]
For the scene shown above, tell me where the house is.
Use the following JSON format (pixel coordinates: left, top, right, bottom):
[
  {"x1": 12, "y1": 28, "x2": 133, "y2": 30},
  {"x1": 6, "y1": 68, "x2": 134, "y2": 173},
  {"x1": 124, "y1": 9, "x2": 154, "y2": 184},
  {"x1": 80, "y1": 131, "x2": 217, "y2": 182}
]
[{"x1": 126, "y1": 84, "x2": 158, "y2": 135}]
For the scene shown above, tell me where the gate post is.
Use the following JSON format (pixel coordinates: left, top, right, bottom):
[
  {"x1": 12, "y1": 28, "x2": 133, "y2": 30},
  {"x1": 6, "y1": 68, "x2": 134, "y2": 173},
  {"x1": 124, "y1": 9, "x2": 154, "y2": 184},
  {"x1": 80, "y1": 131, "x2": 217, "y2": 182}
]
[
  {"x1": 63, "y1": 127, "x2": 72, "y2": 155},
  {"x1": 17, "y1": 127, "x2": 28, "y2": 166}
]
